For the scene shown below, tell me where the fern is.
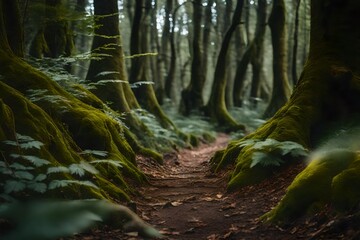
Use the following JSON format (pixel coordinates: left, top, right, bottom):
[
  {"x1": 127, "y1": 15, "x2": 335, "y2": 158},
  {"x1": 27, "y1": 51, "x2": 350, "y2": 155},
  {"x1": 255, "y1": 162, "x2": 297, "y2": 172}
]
[
  {"x1": 68, "y1": 161, "x2": 99, "y2": 177},
  {"x1": 4, "y1": 133, "x2": 44, "y2": 150},
  {"x1": 250, "y1": 152, "x2": 284, "y2": 168},
  {"x1": 9, "y1": 163, "x2": 34, "y2": 171},
  {"x1": 246, "y1": 138, "x2": 309, "y2": 168},
  {"x1": 49, "y1": 180, "x2": 99, "y2": 190},
  {"x1": 10, "y1": 154, "x2": 50, "y2": 167},
  {"x1": 27, "y1": 182, "x2": 47, "y2": 193},
  {"x1": 47, "y1": 166, "x2": 70, "y2": 174},
  {"x1": 4, "y1": 180, "x2": 26, "y2": 193},
  {"x1": 80, "y1": 149, "x2": 108, "y2": 157},
  {"x1": 14, "y1": 171, "x2": 34, "y2": 180},
  {"x1": 90, "y1": 159, "x2": 123, "y2": 168}
]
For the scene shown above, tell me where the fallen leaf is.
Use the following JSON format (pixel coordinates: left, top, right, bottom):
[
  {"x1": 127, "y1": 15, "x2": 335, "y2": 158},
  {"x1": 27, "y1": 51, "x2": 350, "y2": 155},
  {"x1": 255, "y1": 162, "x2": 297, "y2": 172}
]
[
  {"x1": 207, "y1": 234, "x2": 220, "y2": 240},
  {"x1": 216, "y1": 193, "x2": 223, "y2": 199},
  {"x1": 159, "y1": 228, "x2": 180, "y2": 236},
  {"x1": 171, "y1": 201, "x2": 182, "y2": 207},
  {"x1": 188, "y1": 217, "x2": 202, "y2": 223}
]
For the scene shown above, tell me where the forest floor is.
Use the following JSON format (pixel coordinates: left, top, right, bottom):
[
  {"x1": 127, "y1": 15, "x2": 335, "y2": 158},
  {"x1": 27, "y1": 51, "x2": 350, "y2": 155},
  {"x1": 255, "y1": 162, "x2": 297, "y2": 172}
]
[{"x1": 71, "y1": 134, "x2": 357, "y2": 240}]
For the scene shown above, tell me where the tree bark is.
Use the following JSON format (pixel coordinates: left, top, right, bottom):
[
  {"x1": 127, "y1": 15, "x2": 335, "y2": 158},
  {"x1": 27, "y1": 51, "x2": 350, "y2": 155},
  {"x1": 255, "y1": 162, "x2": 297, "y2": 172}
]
[
  {"x1": 263, "y1": 0, "x2": 291, "y2": 118},
  {"x1": 212, "y1": 0, "x2": 360, "y2": 193},
  {"x1": 129, "y1": 0, "x2": 176, "y2": 130},
  {"x1": 291, "y1": 0, "x2": 301, "y2": 85},
  {"x1": 180, "y1": 0, "x2": 205, "y2": 115},
  {"x1": 205, "y1": 0, "x2": 245, "y2": 130},
  {"x1": 249, "y1": 0, "x2": 267, "y2": 108}
]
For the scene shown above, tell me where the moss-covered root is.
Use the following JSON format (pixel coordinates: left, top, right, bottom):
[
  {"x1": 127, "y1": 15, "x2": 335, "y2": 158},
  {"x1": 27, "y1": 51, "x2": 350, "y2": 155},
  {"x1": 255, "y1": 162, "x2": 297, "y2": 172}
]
[
  {"x1": 123, "y1": 129, "x2": 163, "y2": 165},
  {"x1": 262, "y1": 149, "x2": 358, "y2": 224}
]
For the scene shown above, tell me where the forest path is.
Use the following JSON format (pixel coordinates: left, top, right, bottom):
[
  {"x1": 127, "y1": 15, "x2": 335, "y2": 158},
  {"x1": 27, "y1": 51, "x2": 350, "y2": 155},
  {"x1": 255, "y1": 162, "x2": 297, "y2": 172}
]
[{"x1": 127, "y1": 134, "x2": 308, "y2": 240}]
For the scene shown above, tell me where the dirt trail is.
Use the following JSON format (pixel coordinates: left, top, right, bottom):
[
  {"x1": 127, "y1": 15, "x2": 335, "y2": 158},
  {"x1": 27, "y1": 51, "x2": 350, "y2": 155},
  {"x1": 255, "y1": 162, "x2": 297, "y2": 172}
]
[
  {"x1": 67, "y1": 134, "x2": 353, "y2": 239},
  {"x1": 128, "y1": 134, "x2": 308, "y2": 240}
]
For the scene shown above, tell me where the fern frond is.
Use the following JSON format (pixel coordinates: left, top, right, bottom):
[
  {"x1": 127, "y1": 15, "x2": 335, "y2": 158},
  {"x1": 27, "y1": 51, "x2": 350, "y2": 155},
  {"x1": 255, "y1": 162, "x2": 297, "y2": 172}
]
[
  {"x1": 90, "y1": 159, "x2": 123, "y2": 168},
  {"x1": 27, "y1": 182, "x2": 47, "y2": 193},
  {"x1": 10, "y1": 154, "x2": 50, "y2": 167},
  {"x1": 14, "y1": 171, "x2": 34, "y2": 180},
  {"x1": 4, "y1": 180, "x2": 26, "y2": 193},
  {"x1": 47, "y1": 166, "x2": 70, "y2": 174}
]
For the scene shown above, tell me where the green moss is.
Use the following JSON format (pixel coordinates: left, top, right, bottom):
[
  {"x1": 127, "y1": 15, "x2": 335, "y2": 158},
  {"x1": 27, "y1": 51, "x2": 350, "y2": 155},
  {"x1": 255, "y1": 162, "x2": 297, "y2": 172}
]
[
  {"x1": 0, "y1": 51, "x2": 146, "y2": 200},
  {"x1": 263, "y1": 149, "x2": 357, "y2": 223},
  {"x1": 228, "y1": 166, "x2": 273, "y2": 191},
  {"x1": 332, "y1": 164, "x2": 360, "y2": 211}
]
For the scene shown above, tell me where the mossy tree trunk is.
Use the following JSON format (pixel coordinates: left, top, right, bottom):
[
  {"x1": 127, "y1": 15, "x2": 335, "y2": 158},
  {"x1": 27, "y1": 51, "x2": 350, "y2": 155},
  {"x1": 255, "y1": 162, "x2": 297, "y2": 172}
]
[
  {"x1": 212, "y1": 0, "x2": 360, "y2": 191},
  {"x1": 233, "y1": 0, "x2": 267, "y2": 108},
  {"x1": 129, "y1": 0, "x2": 176, "y2": 130},
  {"x1": 29, "y1": 0, "x2": 74, "y2": 61},
  {"x1": 248, "y1": 0, "x2": 267, "y2": 108},
  {"x1": 180, "y1": 0, "x2": 206, "y2": 115},
  {"x1": 205, "y1": 0, "x2": 245, "y2": 131},
  {"x1": 263, "y1": 0, "x2": 291, "y2": 118},
  {"x1": 84, "y1": 0, "x2": 163, "y2": 159},
  {"x1": 0, "y1": 0, "x2": 146, "y2": 200}
]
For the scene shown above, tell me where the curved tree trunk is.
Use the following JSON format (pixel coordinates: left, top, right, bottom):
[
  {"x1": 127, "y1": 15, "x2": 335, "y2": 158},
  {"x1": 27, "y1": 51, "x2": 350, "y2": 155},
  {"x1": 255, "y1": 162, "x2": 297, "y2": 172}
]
[
  {"x1": 0, "y1": 0, "x2": 146, "y2": 200},
  {"x1": 129, "y1": 0, "x2": 176, "y2": 130},
  {"x1": 263, "y1": 0, "x2": 291, "y2": 118},
  {"x1": 205, "y1": 0, "x2": 245, "y2": 131},
  {"x1": 233, "y1": 0, "x2": 267, "y2": 107},
  {"x1": 212, "y1": 0, "x2": 360, "y2": 195},
  {"x1": 29, "y1": 0, "x2": 74, "y2": 61},
  {"x1": 248, "y1": 0, "x2": 267, "y2": 108},
  {"x1": 179, "y1": 0, "x2": 205, "y2": 115}
]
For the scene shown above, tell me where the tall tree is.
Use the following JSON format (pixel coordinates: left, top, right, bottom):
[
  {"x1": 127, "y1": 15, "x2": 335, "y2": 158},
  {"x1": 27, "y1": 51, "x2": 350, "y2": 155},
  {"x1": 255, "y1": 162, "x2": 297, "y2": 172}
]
[
  {"x1": 232, "y1": 0, "x2": 267, "y2": 107},
  {"x1": 291, "y1": 0, "x2": 301, "y2": 85},
  {"x1": 180, "y1": 0, "x2": 205, "y2": 115},
  {"x1": 263, "y1": 0, "x2": 291, "y2": 118},
  {"x1": 0, "y1": 0, "x2": 147, "y2": 199},
  {"x1": 212, "y1": 0, "x2": 360, "y2": 198},
  {"x1": 29, "y1": 0, "x2": 74, "y2": 60},
  {"x1": 248, "y1": 0, "x2": 268, "y2": 107},
  {"x1": 164, "y1": 0, "x2": 179, "y2": 99},
  {"x1": 129, "y1": 0, "x2": 176, "y2": 129},
  {"x1": 85, "y1": 0, "x2": 156, "y2": 140},
  {"x1": 205, "y1": 0, "x2": 245, "y2": 130}
]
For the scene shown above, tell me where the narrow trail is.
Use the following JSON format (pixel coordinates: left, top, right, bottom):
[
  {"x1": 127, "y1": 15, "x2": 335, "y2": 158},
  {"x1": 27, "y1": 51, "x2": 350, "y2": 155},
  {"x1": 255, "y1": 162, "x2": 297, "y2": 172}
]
[
  {"x1": 67, "y1": 135, "x2": 351, "y2": 239},
  {"x1": 128, "y1": 134, "x2": 308, "y2": 240}
]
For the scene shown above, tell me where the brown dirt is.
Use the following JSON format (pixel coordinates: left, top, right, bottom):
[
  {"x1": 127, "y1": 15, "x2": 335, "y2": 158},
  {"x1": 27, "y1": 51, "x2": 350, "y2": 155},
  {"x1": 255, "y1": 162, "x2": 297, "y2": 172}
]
[{"x1": 69, "y1": 134, "x2": 357, "y2": 239}]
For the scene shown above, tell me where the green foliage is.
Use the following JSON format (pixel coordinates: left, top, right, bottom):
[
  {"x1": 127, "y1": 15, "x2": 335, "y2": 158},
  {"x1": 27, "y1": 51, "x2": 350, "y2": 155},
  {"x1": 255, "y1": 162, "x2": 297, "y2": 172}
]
[
  {"x1": 132, "y1": 108, "x2": 187, "y2": 150},
  {"x1": 0, "y1": 134, "x2": 123, "y2": 198},
  {"x1": 4, "y1": 133, "x2": 44, "y2": 150},
  {"x1": 0, "y1": 199, "x2": 162, "y2": 240},
  {"x1": 239, "y1": 138, "x2": 308, "y2": 168},
  {"x1": 0, "y1": 133, "x2": 160, "y2": 239}
]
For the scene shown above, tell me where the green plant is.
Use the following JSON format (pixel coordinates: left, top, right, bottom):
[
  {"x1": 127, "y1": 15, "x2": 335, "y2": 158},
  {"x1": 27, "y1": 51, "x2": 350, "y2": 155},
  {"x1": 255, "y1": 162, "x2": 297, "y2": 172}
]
[
  {"x1": 239, "y1": 138, "x2": 309, "y2": 168},
  {"x1": 0, "y1": 199, "x2": 162, "y2": 240},
  {"x1": 0, "y1": 135, "x2": 161, "y2": 239},
  {"x1": 0, "y1": 134, "x2": 125, "y2": 200}
]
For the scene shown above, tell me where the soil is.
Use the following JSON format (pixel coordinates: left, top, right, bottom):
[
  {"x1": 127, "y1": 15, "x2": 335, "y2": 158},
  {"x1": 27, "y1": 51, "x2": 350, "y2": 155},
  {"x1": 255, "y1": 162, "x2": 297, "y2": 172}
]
[{"x1": 70, "y1": 134, "x2": 359, "y2": 240}]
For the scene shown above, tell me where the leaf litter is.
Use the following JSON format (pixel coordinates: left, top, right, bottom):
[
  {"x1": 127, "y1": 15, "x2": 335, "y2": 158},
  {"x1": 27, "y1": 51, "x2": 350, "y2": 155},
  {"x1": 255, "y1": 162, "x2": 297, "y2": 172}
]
[{"x1": 65, "y1": 134, "x2": 356, "y2": 239}]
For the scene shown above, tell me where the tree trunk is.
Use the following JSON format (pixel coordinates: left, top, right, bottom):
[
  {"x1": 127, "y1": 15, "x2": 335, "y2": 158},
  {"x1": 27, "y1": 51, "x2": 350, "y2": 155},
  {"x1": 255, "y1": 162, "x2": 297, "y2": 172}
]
[
  {"x1": 29, "y1": 0, "x2": 74, "y2": 60},
  {"x1": 129, "y1": 0, "x2": 177, "y2": 130},
  {"x1": 233, "y1": 0, "x2": 267, "y2": 107},
  {"x1": 249, "y1": 0, "x2": 267, "y2": 108},
  {"x1": 263, "y1": 0, "x2": 291, "y2": 118},
  {"x1": 205, "y1": 0, "x2": 245, "y2": 131},
  {"x1": 212, "y1": 0, "x2": 360, "y2": 195},
  {"x1": 291, "y1": 0, "x2": 301, "y2": 85},
  {"x1": 180, "y1": 0, "x2": 205, "y2": 115},
  {"x1": 0, "y1": 0, "x2": 146, "y2": 200}
]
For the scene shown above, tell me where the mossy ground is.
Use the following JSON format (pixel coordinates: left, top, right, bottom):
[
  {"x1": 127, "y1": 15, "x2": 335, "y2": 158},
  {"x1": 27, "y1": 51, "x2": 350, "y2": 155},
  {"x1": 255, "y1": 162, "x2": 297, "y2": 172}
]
[{"x1": 0, "y1": 51, "x2": 146, "y2": 201}]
